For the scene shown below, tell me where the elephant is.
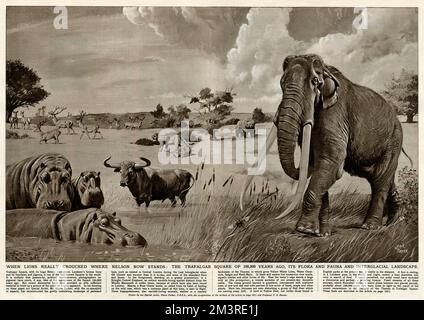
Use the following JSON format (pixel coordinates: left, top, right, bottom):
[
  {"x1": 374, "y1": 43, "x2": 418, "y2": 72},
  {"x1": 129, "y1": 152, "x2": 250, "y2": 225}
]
[{"x1": 240, "y1": 54, "x2": 412, "y2": 236}]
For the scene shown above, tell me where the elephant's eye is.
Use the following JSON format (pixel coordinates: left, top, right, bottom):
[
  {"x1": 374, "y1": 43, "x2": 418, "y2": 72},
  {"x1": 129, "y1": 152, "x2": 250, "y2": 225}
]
[
  {"x1": 100, "y1": 218, "x2": 109, "y2": 226},
  {"x1": 312, "y1": 77, "x2": 319, "y2": 86}
]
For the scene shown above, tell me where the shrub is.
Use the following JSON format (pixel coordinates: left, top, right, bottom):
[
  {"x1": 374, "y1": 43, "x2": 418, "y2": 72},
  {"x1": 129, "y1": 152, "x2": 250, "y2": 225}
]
[{"x1": 6, "y1": 130, "x2": 29, "y2": 139}]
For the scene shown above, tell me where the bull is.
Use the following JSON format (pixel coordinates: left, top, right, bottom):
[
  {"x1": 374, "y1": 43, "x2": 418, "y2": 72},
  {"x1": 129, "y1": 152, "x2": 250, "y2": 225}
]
[
  {"x1": 6, "y1": 153, "x2": 75, "y2": 211},
  {"x1": 104, "y1": 156, "x2": 194, "y2": 209},
  {"x1": 72, "y1": 171, "x2": 105, "y2": 210},
  {"x1": 6, "y1": 208, "x2": 147, "y2": 246}
]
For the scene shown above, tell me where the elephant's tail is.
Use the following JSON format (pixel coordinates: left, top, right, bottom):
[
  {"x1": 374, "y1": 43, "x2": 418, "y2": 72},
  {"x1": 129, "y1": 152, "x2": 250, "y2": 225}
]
[{"x1": 402, "y1": 147, "x2": 414, "y2": 168}]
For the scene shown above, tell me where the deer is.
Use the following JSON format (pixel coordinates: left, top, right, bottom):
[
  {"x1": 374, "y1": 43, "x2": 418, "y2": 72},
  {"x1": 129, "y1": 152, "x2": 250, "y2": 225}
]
[
  {"x1": 9, "y1": 111, "x2": 19, "y2": 129},
  {"x1": 19, "y1": 110, "x2": 32, "y2": 130},
  {"x1": 77, "y1": 110, "x2": 92, "y2": 140},
  {"x1": 34, "y1": 119, "x2": 48, "y2": 132},
  {"x1": 48, "y1": 106, "x2": 75, "y2": 135},
  {"x1": 124, "y1": 115, "x2": 145, "y2": 130}
]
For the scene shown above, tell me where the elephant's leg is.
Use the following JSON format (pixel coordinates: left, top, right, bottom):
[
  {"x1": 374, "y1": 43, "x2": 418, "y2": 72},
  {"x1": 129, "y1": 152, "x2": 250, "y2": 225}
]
[
  {"x1": 361, "y1": 184, "x2": 389, "y2": 229},
  {"x1": 318, "y1": 191, "x2": 331, "y2": 237},
  {"x1": 297, "y1": 160, "x2": 340, "y2": 235},
  {"x1": 362, "y1": 161, "x2": 398, "y2": 230},
  {"x1": 384, "y1": 180, "x2": 400, "y2": 226}
]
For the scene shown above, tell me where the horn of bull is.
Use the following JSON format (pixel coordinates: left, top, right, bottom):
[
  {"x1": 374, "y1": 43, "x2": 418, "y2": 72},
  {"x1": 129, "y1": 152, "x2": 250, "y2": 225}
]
[
  {"x1": 103, "y1": 156, "x2": 120, "y2": 169},
  {"x1": 134, "y1": 157, "x2": 151, "y2": 169}
]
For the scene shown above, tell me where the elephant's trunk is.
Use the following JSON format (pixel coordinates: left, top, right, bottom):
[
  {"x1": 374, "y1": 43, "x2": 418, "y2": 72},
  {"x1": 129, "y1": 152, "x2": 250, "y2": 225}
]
[
  {"x1": 275, "y1": 90, "x2": 313, "y2": 219},
  {"x1": 277, "y1": 99, "x2": 302, "y2": 180},
  {"x1": 276, "y1": 122, "x2": 312, "y2": 219}
]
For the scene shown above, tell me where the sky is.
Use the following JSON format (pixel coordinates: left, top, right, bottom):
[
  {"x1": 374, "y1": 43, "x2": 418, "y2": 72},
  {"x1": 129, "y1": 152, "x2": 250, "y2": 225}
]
[{"x1": 6, "y1": 6, "x2": 418, "y2": 116}]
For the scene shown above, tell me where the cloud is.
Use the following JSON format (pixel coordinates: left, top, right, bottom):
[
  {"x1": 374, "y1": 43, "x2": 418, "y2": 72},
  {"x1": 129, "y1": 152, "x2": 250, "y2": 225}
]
[
  {"x1": 122, "y1": 6, "x2": 249, "y2": 61},
  {"x1": 225, "y1": 7, "x2": 418, "y2": 108},
  {"x1": 225, "y1": 8, "x2": 305, "y2": 93},
  {"x1": 147, "y1": 92, "x2": 182, "y2": 100}
]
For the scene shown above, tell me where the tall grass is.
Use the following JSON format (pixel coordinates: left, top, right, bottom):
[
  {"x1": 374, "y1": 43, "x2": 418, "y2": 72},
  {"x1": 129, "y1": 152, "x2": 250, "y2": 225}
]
[
  {"x1": 213, "y1": 168, "x2": 418, "y2": 262},
  {"x1": 27, "y1": 163, "x2": 414, "y2": 263}
]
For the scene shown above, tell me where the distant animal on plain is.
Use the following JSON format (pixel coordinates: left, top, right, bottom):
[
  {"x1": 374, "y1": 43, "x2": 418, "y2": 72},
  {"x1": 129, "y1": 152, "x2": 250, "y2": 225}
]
[
  {"x1": 104, "y1": 156, "x2": 194, "y2": 210},
  {"x1": 91, "y1": 125, "x2": 104, "y2": 139},
  {"x1": 48, "y1": 106, "x2": 75, "y2": 134},
  {"x1": 9, "y1": 111, "x2": 19, "y2": 129},
  {"x1": 40, "y1": 127, "x2": 61, "y2": 144},
  {"x1": 124, "y1": 116, "x2": 145, "y2": 130},
  {"x1": 236, "y1": 119, "x2": 256, "y2": 138},
  {"x1": 19, "y1": 111, "x2": 32, "y2": 130}
]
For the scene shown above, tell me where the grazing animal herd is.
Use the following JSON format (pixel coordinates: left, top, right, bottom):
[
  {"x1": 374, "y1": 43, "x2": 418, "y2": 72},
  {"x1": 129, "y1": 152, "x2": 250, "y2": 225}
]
[{"x1": 6, "y1": 152, "x2": 195, "y2": 247}]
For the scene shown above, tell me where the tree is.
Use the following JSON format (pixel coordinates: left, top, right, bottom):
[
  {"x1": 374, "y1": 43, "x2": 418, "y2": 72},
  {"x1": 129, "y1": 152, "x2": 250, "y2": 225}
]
[
  {"x1": 381, "y1": 69, "x2": 418, "y2": 123},
  {"x1": 251, "y1": 107, "x2": 272, "y2": 123},
  {"x1": 6, "y1": 60, "x2": 50, "y2": 121},
  {"x1": 252, "y1": 107, "x2": 266, "y2": 123},
  {"x1": 150, "y1": 104, "x2": 166, "y2": 119},
  {"x1": 187, "y1": 87, "x2": 235, "y2": 128},
  {"x1": 175, "y1": 104, "x2": 191, "y2": 121}
]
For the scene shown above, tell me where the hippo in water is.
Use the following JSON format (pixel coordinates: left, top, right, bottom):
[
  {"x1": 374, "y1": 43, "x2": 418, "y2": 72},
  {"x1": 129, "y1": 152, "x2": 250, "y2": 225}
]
[{"x1": 6, "y1": 208, "x2": 147, "y2": 247}]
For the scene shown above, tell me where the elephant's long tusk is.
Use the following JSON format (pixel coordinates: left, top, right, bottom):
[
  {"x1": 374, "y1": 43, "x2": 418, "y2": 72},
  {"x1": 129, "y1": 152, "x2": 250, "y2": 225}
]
[
  {"x1": 239, "y1": 125, "x2": 277, "y2": 211},
  {"x1": 275, "y1": 123, "x2": 312, "y2": 219}
]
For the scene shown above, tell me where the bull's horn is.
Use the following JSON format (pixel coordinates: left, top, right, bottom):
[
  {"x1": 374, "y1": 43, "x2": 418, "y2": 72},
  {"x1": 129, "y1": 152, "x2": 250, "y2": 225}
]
[
  {"x1": 240, "y1": 125, "x2": 277, "y2": 211},
  {"x1": 275, "y1": 122, "x2": 312, "y2": 219},
  {"x1": 103, "y1": 156, "x2": 120, "y2": 168},
  {"x1": 134, "y1": 157, "x2": 151, "y2": 169}
]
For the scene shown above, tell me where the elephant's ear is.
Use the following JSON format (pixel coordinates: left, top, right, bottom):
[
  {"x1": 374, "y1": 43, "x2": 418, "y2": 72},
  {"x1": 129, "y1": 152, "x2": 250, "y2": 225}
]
[{"x1": 321, "y1": 69, "x2": 340, "y2": 109}]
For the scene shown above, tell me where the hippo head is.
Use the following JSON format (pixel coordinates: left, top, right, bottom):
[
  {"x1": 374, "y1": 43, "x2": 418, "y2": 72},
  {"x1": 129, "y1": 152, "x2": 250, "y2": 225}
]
[
  {"x1": 88, "y1": 210, "x2": 146, "y2": 246},
  {"x1": 76, "y1": 171, "x2": 104, "y2": 208},
  {"x1": 35, "y1": 161, "x2": 74, "y2": 211}
]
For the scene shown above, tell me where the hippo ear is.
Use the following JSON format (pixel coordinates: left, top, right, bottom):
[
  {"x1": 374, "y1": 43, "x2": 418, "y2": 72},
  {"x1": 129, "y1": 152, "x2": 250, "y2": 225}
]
[
  {"x1": 40, "y1": 162, "x2": 46, "y2": 170},
  {"x1": 88, "y1": 210, "x2": 98, "y2": 221},
  {"x1": 97, "y1": 171, "x2": 101, "y2": 176},
  {"x1": 112, "y1": 212, "x2": 116, "y2": 217},
  {"x1": 65, "y1": 162, "x2": 72, "y2": 172},
  {"x1": 80, "y1": 172, "x2": 84, "y2": 177}
]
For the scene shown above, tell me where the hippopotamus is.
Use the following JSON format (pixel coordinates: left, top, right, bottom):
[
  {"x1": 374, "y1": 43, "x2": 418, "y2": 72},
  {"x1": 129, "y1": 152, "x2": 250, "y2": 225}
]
[
  {"x1": 6, "y1": 153, "x2": 75, "y2": 211},
  {"x1": 72, "y1": 171, "x2": 105, "y2": 210},
  {"x1": 6, "y1": 208, "x2": 147, "y2": 247}
]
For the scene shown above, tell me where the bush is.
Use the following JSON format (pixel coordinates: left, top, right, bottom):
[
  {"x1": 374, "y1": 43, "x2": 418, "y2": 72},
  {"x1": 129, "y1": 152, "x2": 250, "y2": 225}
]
[
  {"x1": 6, "y1": 130, "x2": 29, "y2": 139},
  {"x1": 397, "y1": 167, "x2": 418, "y2": 225},
  {"x1": 224, "y1": 118, "x2": 240, "y2": 125},
  {"x1": 133, "y1": 138, "x2": 160, "y2": 146}
]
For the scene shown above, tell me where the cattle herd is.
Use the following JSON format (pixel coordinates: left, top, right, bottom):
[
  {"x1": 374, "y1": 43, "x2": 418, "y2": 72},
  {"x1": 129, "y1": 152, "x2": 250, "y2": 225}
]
[{"x1": 6, "y1": 153, "x2": 195, "y2": 247}]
